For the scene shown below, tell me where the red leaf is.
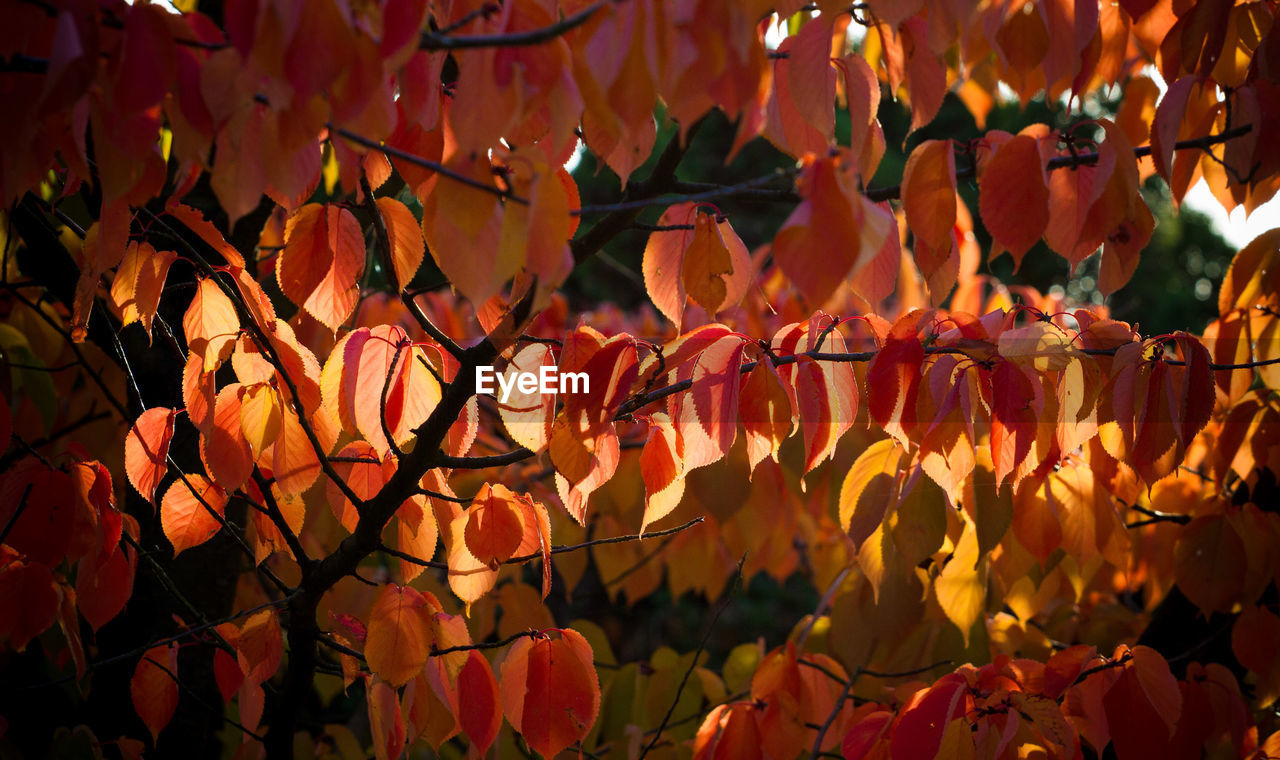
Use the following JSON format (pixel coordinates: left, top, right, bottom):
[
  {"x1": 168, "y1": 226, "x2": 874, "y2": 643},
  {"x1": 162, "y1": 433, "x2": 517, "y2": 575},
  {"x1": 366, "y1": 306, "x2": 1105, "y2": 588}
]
[
  {"x1": 457, "y1": 650, "x2": 501, "y2": 755},
  {"x1": 867, "y1": 315, "x2": 924, "y2": 447},
  {"x1": 0, "y1": 554, "x2": 59, "y2": 651},
  {"x1": 890, "y1": 675, "x2": 971, "y2": 760}
]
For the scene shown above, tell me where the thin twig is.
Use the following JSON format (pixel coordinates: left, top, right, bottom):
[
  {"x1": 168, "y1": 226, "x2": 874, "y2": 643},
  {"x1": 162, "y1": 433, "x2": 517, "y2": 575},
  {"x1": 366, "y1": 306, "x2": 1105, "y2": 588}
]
[
  {"x1": 637, "y1": 553, "x2": 746, "y2": 760},
  {"x1": 419, "y1": 1, "x2": 605, "y2": 50}
]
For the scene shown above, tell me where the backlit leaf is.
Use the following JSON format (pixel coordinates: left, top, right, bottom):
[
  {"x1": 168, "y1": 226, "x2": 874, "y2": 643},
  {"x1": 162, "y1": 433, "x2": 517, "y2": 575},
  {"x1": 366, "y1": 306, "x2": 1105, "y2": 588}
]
[
  {"x1": 366, "y1": 584, "x2": 439, "y2": 687},
  {"x1": 278, "y1": 203, "x2": 366, "y2": 333},
  {"x1": 500, "y1": 629, "x2": 600, "y2": 758},
  {"x1": 124, "y1": 407, "x2": 177, "y2": 505},
  {"x1": 131, "y1": 644, "x2": 179, "y2": 742},
  {"x1": 160, "y1": 475, "x2": 227, "y2": 556}
]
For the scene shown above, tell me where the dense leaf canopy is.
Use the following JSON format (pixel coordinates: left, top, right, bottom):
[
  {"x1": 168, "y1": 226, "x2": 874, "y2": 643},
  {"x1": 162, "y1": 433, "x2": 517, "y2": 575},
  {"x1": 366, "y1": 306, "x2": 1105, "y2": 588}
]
[{"x1": 2, "y1": 0, "x2": 1280, "y2": 758}]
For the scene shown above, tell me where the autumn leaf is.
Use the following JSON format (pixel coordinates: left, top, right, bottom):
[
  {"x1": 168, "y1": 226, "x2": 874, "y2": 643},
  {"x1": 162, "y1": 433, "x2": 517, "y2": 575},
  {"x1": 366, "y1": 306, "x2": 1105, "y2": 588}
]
[
  {"x1": 365, "y1": 584, "x2": 440, "y2": 687},
  {"x1": 463, "y1": 484, "x2": 526, "y2": 568},
  {"x1": 457, "y1": 650, "x2": 501, "y2": 755},
  {"x1": 160, "y1": 475, "x2": 227, "y2": 556},
  {"x1": 278, "y1": 203, "x2": 366, "y2": 333},
  {"x1": 643, "y1": 203, "x2": 752, "y2": 329},
  {"x1": 130, "y1": 643, "x2": 179, "y2": 742},
  {"x1": 183, "y1": 277, "x2": 239, "y2": 372},
  {"x1": 979, "y1": 133, "x2": 1051, "y2": 268},
  {"x1": 124, "y1": 407, "x2": 177, "y2": 505},
  {"x1": 901, "y1": 139, "x2": 957, "y2": 252},
  {"x1": 0, "y1": 554, "x2": 59, "y2": 652},
  {"x1": 772, "y1": 151, "x2": 893, "y2": 307},
  {"x1": 374, "y1": 196, "x2": 424, "y2": 289},
  {"x1": 500, "y1": 629, "x2": 600, "y2": 758}
]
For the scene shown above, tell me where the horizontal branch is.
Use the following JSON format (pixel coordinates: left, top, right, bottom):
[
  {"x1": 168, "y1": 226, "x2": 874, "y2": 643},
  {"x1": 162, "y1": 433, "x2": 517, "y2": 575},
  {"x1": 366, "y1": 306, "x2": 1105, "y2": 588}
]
[
  {"x1": 865, "y1": 123, "x2": 1255, "y2": 203},
  {"x1": 438, "y1": 333, "x2": 1274, "y2": 470},
  {"x1": 430, "y1": 629, "x2": 539, "y2": 657},
  {"x1": 18, "y1": 595, "x2": 295, "y2": 692},
  {"x1": 1125, "y1": 503, "x2": 1192, "y2": 528},
  {"x1": 330, "y1": 124, "x2": 527, "y2": 204},
  {"x1": 420, "y1": 1, "x2": 604, "y2": 50},
  {"x1": 380, "y1": 516, "x2": 706, "y2": 571}
]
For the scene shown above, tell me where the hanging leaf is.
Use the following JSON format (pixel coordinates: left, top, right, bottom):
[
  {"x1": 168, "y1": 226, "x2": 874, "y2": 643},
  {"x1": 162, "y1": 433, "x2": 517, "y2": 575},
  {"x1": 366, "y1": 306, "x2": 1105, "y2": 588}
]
[
  {"x1": 130, "y1": 643, "x2": 179, "y2": 742},
  {"x1": 160, "y1": 475, "x2": 227, "y2": 556},
  {"x1": 277, "y1": 203, "x2": 366, "y2": 333},
  {"x1": 365, "y1": 584, "x2": 440, "y2": 687},
  {"x1": 500, "y1": 629, "x2": 601, "y2": 758},
  {"x1": 124, "y1": 407, "x2": 177, "y2": 505}
]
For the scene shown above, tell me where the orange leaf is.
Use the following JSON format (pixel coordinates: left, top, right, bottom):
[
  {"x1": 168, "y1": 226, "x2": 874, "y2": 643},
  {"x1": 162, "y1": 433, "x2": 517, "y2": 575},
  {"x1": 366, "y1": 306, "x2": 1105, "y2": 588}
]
[
  {"x1": 130, "y1": 643, "x2": 179, "y2": 742},
  {"x1": 201, "y1": 383, "x2": 253, "y2": 492},
  {"x1": 160, "y1": 475, "x2": 227, "y2": 556},
  {"x1": 183, "y1": 354, "x2": 217, "y2": 434},
  {"x1": 683, "y1": 214, "x2": 752, "y2": 320},
  {"x1": 237, "y1": 608, "x2": 283, "y2": 686},
  {"x1": 979, "y1": 134, "x2": 1051, "y2": 268},
  {"x1": 901, "y1": 139, "x2": 957, "y2": 252},
  {"x1": 375, "y1": 196, "x2": 424, "y2": 289},
  {"x1": 1232, "y1": 606, "x2": 1280, "y2": 708},
  {"x1": 278, "y1": 203, "x2": 366, "y2": 333},
  {"x1": 497, "y1": 343, "x2": 555, "y2": 452},
  {"x1": 640, "y1": 412, "x2": 685, "y2": 534},
  {"x1": 367, "y1": 677, "x2": 408, "y2": 760},
  {"x1": 110, "y1": 241, "x2": 176, "y2": 340},
  {"x1": 1174, "y1": 515, "x2": 1247, "y2": 615},
  {"x1": 270, "y1": 408, "x2": 322, "y2": 497},
  {"x1": 72, "y1": 201, "x2": 129, "y2": 343},
  {"x1": 164, "y1": 200, "x2": 246, "y2": 268},
  {"x1": 183, "y1": 277, "x2": 240, "y2": 372},
  {"x1": 464, "y1": 484, "x2": 526, "y2": 568},
  {"x1": 366, "y1": 584, "x2": 439, "y2": 687},
  {"x1": 349, "y1": 325, "x2": 410, "y2": 458},
  {"x1": 500, "y1": 629, "x2": 600, "y2": 758},
  {"x1": 396, "y1": 495, "x2": 438, "y2": 582},
  {"x1": 643, "y1": 202, "x2": 696, "y2": 327},
  {"x1": 327, "y1": 441, "x2": 391, "y2": 532},
  {"x1": 739, "y1": 355, "x2": 792, "y2": 474},
  {"x1": 773, "y1": 152, "x2": 888, "y2": 307},
  {"x1": 124, "y1": 407, "x2": 177, "y2": 505}
]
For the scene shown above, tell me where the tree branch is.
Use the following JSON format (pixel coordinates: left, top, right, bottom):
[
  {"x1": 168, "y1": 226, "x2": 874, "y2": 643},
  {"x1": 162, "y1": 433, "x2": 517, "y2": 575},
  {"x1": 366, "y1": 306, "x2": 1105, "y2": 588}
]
[
  {"x1": 637, "y1": 553, "x2": 745, "y2": 760},
  {"x1": 570, "y1": 117, "x2": 706, "y2": 264},
  {"x1": 419, "y1": 1, "x2": 605, "y2": 50}
]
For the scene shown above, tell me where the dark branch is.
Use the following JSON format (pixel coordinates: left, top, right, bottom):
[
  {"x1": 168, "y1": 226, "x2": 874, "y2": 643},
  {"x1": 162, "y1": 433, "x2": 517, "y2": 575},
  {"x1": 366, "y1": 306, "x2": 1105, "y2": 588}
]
[{"x1": 419, "y1": 1, "x2": 605, "y2": 50}]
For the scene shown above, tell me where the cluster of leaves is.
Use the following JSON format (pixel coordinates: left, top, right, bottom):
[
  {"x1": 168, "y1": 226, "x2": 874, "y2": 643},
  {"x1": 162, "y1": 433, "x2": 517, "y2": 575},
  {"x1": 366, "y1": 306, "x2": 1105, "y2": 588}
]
[{"x1": 3, "y1": 0, "x2": 1280, "y2": 759}]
